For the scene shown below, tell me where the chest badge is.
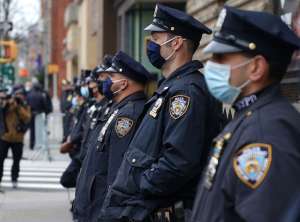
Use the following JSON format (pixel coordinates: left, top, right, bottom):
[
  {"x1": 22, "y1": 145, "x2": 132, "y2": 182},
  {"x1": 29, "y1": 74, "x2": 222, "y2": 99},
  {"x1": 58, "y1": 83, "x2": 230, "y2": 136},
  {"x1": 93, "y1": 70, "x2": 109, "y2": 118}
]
[
  {"x1": 169, "y1": 95, "x2": 190, "y2": 119},
  {"x1": 233, "y1": 143, "x2": 272, "y2": 189},
  {"x1": 204, "y1": 133, "x2": 231, "y2": 190},
  {"x1": 149, "y1": 97, "x2": 163, "y2": 118},
  {"x1": 115, "y1": 117, "x2": 134, "y2": 138}
]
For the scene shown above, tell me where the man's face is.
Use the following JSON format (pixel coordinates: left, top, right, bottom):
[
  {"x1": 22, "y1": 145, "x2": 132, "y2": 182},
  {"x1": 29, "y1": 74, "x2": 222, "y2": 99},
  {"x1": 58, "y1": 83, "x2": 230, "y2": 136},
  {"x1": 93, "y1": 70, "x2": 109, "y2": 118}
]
[
  {"x1": 110, "y1": 73, "x2": 128, "y2": 94},
  {"x1": 0, "y1": 92, "x2": 6, "y2": 99},
  {"x1": 211, "y1": 52, "x2": 251, "y2": 88},
  {"x1": 97, "y1": 72, "x2": 110, "y2": 81},
  {"x1": 151, "y1": 32, "x2": 175, "y2": 59},
  {"x1": 88, "y1": 81, "x2": 98, "y2": 95}
]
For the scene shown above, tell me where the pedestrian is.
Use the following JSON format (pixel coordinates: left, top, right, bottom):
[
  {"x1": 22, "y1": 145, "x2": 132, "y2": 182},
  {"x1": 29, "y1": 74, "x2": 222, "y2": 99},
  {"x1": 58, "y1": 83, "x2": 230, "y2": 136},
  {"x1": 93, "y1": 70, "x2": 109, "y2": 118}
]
[
  {"x1": 191, "y1": 6, "x2": 300, "y2": 222},
  {"x1": 74, "y1": 51, "x2": 150, "y2": 222},
  {"x1": 26, "y1": 82, "x2": 52, "y2": 150},
  {"x1": 102, "y1": 4, "x2": 223, "y2": 222},
  {"x1": 0, "y1": 85, "x2": 31, "y2": 189}
]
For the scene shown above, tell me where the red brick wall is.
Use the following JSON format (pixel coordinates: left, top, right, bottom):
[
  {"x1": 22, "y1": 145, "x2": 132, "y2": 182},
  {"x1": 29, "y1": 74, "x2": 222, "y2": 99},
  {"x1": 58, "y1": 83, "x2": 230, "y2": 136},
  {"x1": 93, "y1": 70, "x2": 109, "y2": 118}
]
[{"x1": 50, "y1": 0, "x2": 72, "y2": 97}]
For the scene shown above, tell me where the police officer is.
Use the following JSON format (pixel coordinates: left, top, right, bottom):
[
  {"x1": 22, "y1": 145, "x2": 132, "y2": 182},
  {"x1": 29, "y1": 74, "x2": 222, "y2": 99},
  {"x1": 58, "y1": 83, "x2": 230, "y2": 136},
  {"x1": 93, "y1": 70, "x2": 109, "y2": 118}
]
[
  {"x1": 60, "y1": 56, "x2": 113, "y2": 188},
  {"x1": 191, "y1": 6, "x2": 300, "y2": 222},
  {"x1": 74, "y1": 51, "x2": 150, "y2": 222},
  {"x1": 102, "y1": 4, "x2": 222, "y2": 222},
  {"x1": 60, "y1": 79, "x2": 74, "y2": 142},
  {"x1": 61, "y1": 70, "x2": 92, "y2": 158}
]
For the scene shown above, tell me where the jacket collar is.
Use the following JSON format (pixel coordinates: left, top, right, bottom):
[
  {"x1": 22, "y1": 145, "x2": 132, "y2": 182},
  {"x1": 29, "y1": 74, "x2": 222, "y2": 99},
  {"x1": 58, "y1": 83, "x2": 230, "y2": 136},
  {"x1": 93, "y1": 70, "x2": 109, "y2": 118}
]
[
  {"x1": 156, "y1": 60, "x2": 203, "y2": 94},
  {"x1": 236, "y1": 84, "x2": 282, "y2": 116},
  {"x1": 112, "y1": 91, "x2": 146, "y2": 110},
  {"x1": 161, "y1": 60, "x2": 203, "y2": 85}
]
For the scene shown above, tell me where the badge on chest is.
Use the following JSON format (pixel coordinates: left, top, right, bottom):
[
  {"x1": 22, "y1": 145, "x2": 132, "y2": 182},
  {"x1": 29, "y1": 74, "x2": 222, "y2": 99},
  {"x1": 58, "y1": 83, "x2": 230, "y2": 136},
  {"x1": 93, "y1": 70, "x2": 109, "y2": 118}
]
[
  {"x1": 204, "y1": 133, "x2": 231, "y2": 190},
  {"x1": 115, "y1": 117, "x2": 134, "y2": 138},
  {"x1": 169, "y1": 95, "x2": 190, "y2": 119}
]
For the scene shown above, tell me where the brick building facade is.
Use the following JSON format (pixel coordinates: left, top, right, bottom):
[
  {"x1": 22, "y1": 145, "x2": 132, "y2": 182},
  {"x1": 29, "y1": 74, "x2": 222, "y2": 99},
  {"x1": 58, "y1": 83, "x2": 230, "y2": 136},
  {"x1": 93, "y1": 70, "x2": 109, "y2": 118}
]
[{"x1": 50, "y1": 0, "x2": 71, "y2": 97}]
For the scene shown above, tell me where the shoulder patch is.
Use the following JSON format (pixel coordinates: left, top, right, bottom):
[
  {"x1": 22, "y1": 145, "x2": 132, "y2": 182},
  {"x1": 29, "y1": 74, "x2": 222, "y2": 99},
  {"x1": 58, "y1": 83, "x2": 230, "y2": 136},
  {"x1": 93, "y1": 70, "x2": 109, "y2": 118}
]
[
  {"x1": 169, "y1": 95, "x2": 190, "y2": 119},
  {"x1": 115, "y1": 117, "x2": 134, "y2": 138},
  {"x1": 233, "y1": 143, "x2": 272, "y2": 189}
]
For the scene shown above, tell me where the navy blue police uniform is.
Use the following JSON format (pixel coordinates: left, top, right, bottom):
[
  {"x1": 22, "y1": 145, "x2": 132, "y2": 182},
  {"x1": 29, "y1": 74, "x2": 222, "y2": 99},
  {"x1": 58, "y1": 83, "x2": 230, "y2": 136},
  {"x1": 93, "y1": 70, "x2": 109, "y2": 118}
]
[
  {"x1": 74, "y1": 51, "x2": 151, "y2": 222},
  {"x1": 102, "y1": 4, "x2": 223, "y2": 222},
  {"x1": 60, "y1": 98, "x2": 109, "y2": 188},
  {"x1": 60, "y1": 85, "x2": 74, "y2": 142},
  {"x1": 191, "y1": 6, "x2": 300, "y2": 222},
  {"x1": 71, "y1": 64, "x2": 115, "y2": 220},
  {"x1": 61, "y1": 56, "x2": 113, "y2": 189}
]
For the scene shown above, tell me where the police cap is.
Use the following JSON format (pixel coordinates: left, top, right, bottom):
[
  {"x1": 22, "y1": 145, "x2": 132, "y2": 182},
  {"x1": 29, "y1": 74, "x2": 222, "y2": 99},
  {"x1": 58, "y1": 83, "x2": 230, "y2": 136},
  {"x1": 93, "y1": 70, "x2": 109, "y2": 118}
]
[
  {"x1": 145, "y1": 4, "x2": 212, "y2": 42},
  {"x1": 106, "y1": 51, "x2": 151, "y2": 84}
]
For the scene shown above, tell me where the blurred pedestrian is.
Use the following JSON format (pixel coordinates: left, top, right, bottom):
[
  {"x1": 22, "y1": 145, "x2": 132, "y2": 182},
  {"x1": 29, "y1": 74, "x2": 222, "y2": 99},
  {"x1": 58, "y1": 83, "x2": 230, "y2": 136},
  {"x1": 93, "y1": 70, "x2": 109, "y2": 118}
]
[
  {"x1": 0, "y1": 85, "x2": 31, "y2": 189},
  {"x1": 26, "y1": 82, "x2": 53, "y2": 150}
]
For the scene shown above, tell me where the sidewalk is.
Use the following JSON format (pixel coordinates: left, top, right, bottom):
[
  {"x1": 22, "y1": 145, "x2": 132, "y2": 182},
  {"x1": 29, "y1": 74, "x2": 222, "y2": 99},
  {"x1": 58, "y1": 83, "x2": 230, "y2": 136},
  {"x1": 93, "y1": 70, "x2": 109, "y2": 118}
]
[{"x1": 0, "y1": 189, "x2": 73, "y2": 222}]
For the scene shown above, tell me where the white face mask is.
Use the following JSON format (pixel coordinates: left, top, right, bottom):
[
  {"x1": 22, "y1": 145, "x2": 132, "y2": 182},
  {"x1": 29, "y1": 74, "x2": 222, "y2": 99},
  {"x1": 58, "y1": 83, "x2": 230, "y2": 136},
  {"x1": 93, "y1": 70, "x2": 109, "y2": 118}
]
[{"x1": 204, "y1": 58, "x2": 255, "y2": 104}]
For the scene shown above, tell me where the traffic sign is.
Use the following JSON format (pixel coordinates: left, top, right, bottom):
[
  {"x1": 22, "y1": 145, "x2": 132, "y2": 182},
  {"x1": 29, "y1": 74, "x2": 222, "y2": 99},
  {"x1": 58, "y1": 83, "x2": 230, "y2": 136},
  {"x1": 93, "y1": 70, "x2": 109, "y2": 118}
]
[{"x1": 48, "y1": 64, "x2": 59, "y2": 74}]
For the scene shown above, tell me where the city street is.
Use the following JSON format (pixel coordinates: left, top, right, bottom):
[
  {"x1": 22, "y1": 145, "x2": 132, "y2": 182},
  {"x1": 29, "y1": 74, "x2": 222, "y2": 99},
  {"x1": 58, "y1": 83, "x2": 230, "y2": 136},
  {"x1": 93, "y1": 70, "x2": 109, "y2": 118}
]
[{"x1": 0, "y1": 0, "x2": 299, "y2": 221}]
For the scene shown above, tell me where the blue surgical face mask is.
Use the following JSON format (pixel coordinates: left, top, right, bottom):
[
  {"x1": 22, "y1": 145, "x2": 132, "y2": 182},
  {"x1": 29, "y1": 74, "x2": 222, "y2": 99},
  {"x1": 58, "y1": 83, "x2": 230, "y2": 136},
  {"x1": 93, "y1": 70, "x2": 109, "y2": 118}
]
[
  {"x1": 146, "y1": 36, "x2": 178, "y2": 69},
  {"x1": 102, "y1": 78, "x2": 126, "y2": 100},
  {"x1": 71, "y1": 97, "x2": 77, "y2": 107},
  {"x1": 80, "y1": 86, "x2": 89, "y2": 98},
  {"x1": 204, "y1": 59, "x2": 254, "y2": 105}
]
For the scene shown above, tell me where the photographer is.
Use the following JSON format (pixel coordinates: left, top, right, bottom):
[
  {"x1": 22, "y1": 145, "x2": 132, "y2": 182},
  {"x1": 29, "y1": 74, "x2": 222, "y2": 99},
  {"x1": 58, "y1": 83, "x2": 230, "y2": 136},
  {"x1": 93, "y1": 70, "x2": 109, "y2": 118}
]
[{"x1": 0, "y1": 85, "x2": 31, "y2": 189}]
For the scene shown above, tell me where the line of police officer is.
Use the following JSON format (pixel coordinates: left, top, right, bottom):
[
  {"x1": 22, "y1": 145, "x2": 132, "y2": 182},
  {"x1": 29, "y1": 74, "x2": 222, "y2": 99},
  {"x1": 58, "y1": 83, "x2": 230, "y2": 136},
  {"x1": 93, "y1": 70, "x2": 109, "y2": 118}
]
[{"x1": 59, "y1": 3, "x2": 300, "y2": 222}]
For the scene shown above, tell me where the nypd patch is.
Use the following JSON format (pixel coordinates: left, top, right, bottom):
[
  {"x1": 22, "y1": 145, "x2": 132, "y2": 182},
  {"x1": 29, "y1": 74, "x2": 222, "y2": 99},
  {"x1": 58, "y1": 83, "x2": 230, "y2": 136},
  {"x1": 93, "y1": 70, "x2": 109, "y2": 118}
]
[
  {"x1": 115, "y1": 117, "x2": 134, "y2": 138},
  {"x1": 233, "y1": 143, "x2": 272, "y2": 189},
  {"x1": 169, "y1": 95, "x2": 190, "y2": 119}
]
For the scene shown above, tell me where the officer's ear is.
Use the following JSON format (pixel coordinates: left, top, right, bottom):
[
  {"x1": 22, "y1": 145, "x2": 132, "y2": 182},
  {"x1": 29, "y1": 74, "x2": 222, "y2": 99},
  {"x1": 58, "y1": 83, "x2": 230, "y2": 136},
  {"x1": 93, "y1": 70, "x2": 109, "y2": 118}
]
[
  {"x1": 172, "y1": 36, "x2": 185, "y2": 51},
  {"x1": 120, "y1": 79, "x2": 129, "y2": 91},
  {"x1": 248, "y1": 55, "x2": 269, "y2": 82}
]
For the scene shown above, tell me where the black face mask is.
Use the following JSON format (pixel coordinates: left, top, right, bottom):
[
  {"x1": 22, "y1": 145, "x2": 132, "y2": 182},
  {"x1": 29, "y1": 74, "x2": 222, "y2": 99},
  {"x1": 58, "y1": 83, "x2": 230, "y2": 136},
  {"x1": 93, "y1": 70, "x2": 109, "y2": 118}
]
[
  {"x1": 146, "y1": 36, "x2": 178, "y2": 69},
  {"x1": 88, "y1": 87, "x2": 94, "y2": 98}
]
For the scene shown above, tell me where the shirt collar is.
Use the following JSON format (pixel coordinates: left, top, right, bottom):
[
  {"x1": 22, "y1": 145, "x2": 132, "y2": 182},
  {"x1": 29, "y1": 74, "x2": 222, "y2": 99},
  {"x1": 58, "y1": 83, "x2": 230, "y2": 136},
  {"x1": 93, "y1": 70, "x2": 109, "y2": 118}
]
[{"x1": 160, "y1": 60, "x2": 203, "y2": 86}]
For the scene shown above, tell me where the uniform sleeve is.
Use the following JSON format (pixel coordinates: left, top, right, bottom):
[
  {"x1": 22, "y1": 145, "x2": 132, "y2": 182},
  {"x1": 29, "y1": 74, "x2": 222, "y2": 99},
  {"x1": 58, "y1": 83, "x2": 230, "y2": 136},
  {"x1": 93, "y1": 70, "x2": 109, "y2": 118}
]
[
  {"x1": 140, "y1": 85, "x2": 209, "y2": 196},
  {"x1": 222, "y1": 126, "x2": 300, "y2": 221},
  {"x1": 69, "y1": 107, "x2": 87, "y2": 144},
  {"x1": 17, "y1": 104, "x2": 31, "y2": 124}
]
